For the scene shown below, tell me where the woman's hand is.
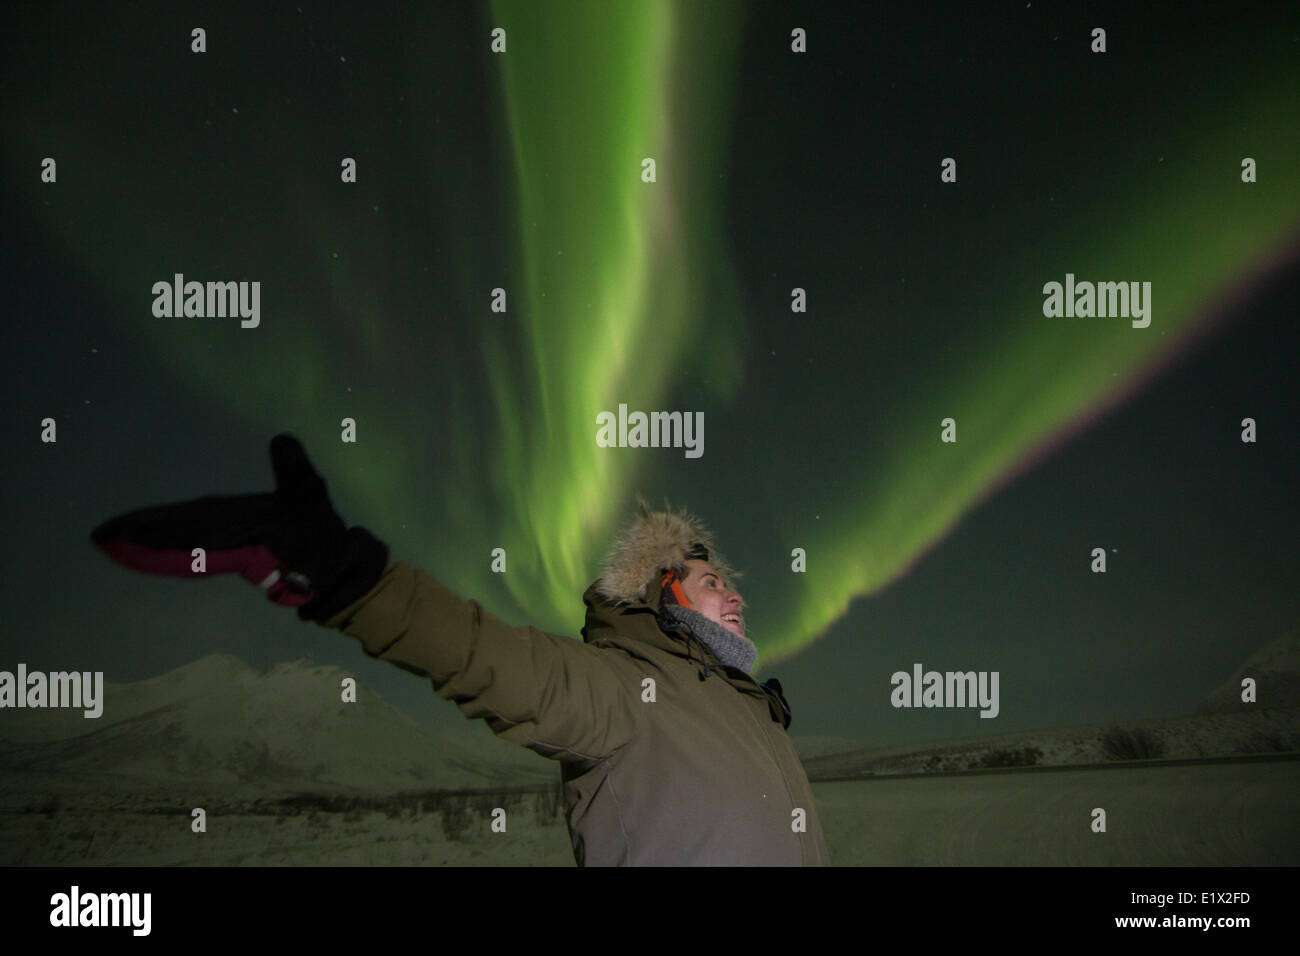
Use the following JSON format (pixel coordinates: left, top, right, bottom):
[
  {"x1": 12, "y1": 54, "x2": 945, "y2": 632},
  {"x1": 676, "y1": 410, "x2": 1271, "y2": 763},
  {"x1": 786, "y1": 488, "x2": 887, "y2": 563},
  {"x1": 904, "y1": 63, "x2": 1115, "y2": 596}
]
[{"x1": 90, "y1": 434, "x2": 388, "y2": 621}]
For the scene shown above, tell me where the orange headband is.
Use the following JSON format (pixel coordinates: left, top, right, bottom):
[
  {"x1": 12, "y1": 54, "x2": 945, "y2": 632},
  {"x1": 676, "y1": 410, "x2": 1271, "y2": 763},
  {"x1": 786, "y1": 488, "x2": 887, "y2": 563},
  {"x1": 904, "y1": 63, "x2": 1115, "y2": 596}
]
[{"x1": 660, "y1": 569, "x2": 693, "y2": 609}]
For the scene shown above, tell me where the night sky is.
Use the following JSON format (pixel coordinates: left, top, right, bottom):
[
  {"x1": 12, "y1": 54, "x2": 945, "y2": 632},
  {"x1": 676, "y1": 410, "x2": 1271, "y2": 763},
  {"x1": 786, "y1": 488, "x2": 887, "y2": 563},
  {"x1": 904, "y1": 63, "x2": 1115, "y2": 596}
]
[{"x1": 2, "y1": 0, "x2": 1297, "y2": 752}]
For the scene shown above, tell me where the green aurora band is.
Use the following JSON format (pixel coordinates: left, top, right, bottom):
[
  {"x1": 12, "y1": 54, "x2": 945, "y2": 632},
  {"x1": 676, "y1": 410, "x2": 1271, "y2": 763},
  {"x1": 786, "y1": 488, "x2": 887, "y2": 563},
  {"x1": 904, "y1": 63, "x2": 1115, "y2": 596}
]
[{"x1": 484, "y1": 0, "x2": 746, "y2": 617}]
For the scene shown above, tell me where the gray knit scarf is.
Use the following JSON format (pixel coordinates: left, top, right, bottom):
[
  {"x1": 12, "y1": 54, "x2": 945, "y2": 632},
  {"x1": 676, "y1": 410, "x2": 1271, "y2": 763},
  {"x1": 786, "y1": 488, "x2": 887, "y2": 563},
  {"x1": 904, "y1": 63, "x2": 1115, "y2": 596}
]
[{"x1": 657, "y1": 603, "x2": 758, "y2": 674}]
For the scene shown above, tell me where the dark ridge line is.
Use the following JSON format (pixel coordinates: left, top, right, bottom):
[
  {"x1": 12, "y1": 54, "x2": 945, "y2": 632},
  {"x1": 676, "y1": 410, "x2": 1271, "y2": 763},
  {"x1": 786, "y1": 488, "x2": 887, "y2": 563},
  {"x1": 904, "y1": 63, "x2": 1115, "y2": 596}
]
[{"x1": 808, "y1": 750, "x2": 1300, "y2": 783}]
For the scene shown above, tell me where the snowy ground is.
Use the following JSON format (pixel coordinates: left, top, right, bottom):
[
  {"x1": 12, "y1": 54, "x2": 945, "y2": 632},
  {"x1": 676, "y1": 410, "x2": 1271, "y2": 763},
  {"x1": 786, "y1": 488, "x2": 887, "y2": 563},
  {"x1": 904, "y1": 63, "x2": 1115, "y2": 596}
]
[
  {"x1": 802, "y1": 707, "x2": 1300, "y2": 777},
  {"x1": 815, "y1": 756, "x2": 1299, "y2": 866},
  {"x1": 0, "y1": 785, "x2": 575, "y2": 866},
  {"x1": 3, "y1": 650, "x2": 1294, "y2": 865},
  {"x1": 4, "y1": 756, "x2": 1294, "y2": 866}
]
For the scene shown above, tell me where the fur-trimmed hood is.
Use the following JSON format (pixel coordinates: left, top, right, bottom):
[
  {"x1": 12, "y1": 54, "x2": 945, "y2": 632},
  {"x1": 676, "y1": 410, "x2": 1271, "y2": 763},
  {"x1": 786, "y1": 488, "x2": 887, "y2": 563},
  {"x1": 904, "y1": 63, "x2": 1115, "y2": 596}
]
[{"x1": 593, "y1": 498, "x2": 739, "y2": 606}]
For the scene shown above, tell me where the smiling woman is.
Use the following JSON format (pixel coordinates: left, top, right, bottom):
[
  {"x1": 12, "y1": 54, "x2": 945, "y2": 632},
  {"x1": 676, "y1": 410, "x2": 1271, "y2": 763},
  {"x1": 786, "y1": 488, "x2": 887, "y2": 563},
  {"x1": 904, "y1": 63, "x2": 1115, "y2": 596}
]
[
  {"x1": 678, "y1": 561, "x2": 746, "y2": 637},
  {"x1": 657, "y1": 554, "x2": 758, "y2": 675}
]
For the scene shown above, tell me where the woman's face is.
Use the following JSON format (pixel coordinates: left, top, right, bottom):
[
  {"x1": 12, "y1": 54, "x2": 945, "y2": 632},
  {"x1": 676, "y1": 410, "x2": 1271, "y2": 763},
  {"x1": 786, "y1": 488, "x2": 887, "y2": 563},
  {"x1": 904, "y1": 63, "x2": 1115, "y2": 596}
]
[{"x1": 679, "y1": 559, "x2": 745, "y2": 636}]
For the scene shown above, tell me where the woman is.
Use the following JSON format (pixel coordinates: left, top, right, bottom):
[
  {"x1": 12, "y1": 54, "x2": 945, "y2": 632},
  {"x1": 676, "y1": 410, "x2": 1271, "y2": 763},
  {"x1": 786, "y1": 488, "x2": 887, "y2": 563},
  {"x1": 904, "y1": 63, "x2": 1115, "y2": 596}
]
[{"x1": 91, "y1": 434, "x2": 830, "y2": 865}]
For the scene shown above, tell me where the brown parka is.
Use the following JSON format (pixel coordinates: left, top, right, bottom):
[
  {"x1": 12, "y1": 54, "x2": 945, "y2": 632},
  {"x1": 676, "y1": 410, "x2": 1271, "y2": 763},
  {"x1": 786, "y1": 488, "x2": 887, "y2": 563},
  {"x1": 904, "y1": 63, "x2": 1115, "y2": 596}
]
[{"x1": 317, "y1": 559, "x2": 831, "y2": 866}]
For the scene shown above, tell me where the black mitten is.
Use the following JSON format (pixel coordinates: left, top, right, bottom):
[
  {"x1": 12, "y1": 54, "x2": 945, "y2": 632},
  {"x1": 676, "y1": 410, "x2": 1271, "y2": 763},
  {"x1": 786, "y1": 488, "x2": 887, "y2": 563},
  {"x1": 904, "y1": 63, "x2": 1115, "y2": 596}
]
[{"x1": 90, "y1": 434, "x2": 389, "y2": 621}]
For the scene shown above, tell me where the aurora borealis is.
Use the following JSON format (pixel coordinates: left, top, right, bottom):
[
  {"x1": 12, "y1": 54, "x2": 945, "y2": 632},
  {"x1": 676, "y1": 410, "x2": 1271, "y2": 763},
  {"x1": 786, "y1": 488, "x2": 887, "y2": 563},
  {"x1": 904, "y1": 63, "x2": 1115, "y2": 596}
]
[{"x1": 2, "y1": 0, "x2": 1297, "y2": 749}]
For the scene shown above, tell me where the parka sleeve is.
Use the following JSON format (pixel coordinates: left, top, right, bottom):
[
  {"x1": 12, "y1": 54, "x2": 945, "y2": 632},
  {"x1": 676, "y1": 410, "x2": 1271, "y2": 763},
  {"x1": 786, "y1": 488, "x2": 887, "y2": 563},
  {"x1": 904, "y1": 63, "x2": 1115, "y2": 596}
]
[{"x1": 316, "y1": 559, "x2": 642, "y2": 763}]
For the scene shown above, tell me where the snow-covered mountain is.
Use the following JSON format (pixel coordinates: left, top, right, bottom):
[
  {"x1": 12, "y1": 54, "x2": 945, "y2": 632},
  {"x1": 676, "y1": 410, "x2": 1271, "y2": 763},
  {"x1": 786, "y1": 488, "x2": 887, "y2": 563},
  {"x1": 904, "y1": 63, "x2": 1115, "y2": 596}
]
[
  {"x1": 803, "y1": 631, "x2": 1300, "y2": 780},
  {"x1": 0, "y1": 653, "x2": 554, "y2": 795},
  {"x1": 1198, "y1": 631, "x2": 1300, "y2": 712}
]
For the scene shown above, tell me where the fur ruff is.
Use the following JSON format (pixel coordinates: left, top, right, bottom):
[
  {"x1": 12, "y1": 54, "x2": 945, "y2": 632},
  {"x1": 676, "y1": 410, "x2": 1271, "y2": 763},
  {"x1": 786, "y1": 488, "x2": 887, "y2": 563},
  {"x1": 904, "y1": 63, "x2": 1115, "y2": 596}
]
[{"x1": 595, "y1": 496, "x2": 739, "y2": 605}]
